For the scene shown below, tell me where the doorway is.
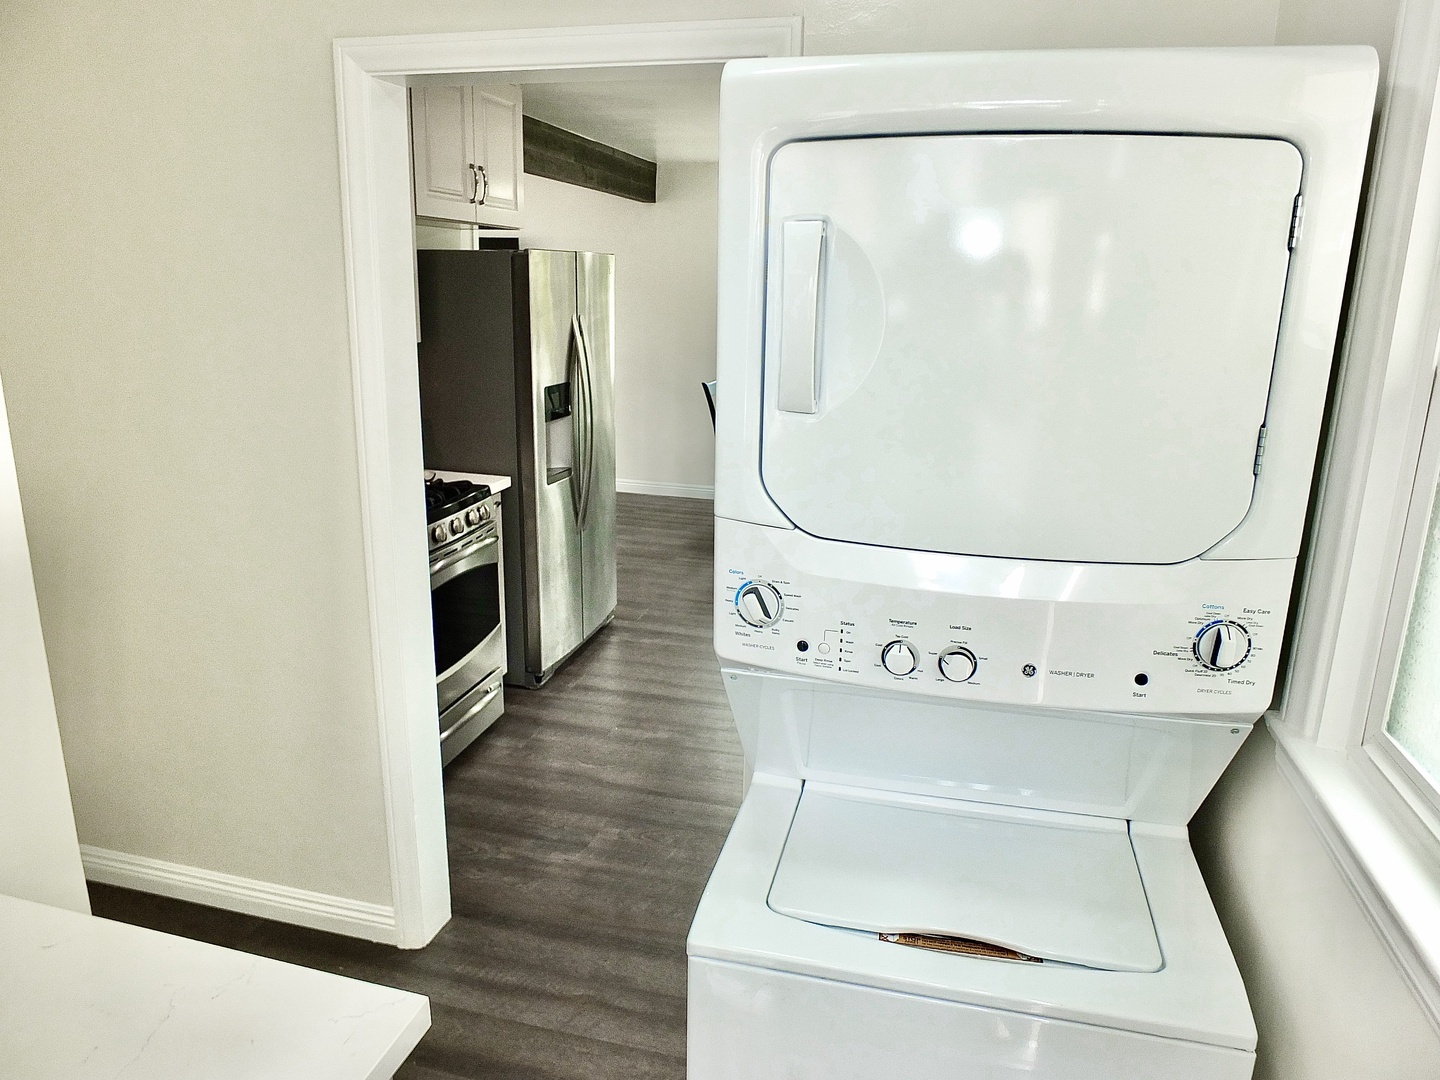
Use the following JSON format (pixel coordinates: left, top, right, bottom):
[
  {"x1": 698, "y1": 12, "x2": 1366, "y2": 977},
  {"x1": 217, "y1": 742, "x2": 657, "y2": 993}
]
[{"x1": 332, "y1": 18, "x2": 801, "y2": 948}]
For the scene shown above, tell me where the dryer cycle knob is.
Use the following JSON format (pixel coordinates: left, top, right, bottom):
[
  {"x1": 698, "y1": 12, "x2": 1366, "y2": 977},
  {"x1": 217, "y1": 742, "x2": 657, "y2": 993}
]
[
  {"x1": 881, "y1": 640, "x2": 918, "y2": 677},
  {"x1": 1194, "y1": 620, "x2": 1252, "y2": 671},
  {"x1": 938, "y1": 646, "x2": 978, "y2": 683},
  {"x1": 736, "y1": 582, "x2": 784, "y2": 628}
]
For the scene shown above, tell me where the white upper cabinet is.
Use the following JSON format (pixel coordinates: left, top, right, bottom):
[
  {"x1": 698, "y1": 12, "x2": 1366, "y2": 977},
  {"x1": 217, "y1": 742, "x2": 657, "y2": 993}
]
[
  {"x1": 760, "y1": 133, "x2": 1302, "y2": 565},
  {"x1": 411, "y1": 86, "x2": 476, "y2": 223},
  {"x1": 410, "y1": 84, "x2": 523, "y2": 228},
  {"x1": 473, "y1": 88, "x2": 522, "y2": 220}
]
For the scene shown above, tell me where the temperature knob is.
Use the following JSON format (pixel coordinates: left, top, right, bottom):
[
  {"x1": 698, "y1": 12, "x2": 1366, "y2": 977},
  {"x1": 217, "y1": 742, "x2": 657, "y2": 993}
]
[
  {"x1": 1194, "y1": 621, "x2": 1252, "y2": 671},
  {"x1": 938, "y1": 646, "x2": 978, "y2": 683},
  {"x1": 430, "y1": 525, "x2": 447, "y2": 543},
  {"x1": 881, "y1": 640, "x2": 918, "y2": 676},
  {"x1": 736, "y1": 582, "x2": 784, "y2": 628}
]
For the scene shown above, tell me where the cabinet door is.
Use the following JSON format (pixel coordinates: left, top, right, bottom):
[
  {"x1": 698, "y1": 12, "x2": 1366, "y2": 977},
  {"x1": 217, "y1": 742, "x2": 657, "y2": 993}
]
[
  {"x1": 473, "y1": 85, "x2": 523, "y2": 227},
  {"x1": 410, "y1": 86, "x2": 478, "y2": 223}
]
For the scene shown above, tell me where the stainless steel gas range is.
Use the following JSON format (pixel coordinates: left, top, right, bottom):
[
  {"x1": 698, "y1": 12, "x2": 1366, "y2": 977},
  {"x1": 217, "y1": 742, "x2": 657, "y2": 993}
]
[{"x1": 425, "y1": 473, "x2": 507, "y2": 765}]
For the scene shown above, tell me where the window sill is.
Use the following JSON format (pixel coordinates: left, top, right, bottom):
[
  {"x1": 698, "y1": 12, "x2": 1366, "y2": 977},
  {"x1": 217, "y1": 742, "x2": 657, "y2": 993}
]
[{"x1": 1272, "y1": 718, "x2": 1440, "y2": 1032}]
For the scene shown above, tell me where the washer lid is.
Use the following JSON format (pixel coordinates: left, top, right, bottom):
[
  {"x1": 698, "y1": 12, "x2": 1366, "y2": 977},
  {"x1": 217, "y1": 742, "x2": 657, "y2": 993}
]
[
  {"x1": 760, "y1": 133, "x2": 1302, "y2": 564},
  {"x1": 767, "y1": 784, "x2": 1163, "y2": 973}
]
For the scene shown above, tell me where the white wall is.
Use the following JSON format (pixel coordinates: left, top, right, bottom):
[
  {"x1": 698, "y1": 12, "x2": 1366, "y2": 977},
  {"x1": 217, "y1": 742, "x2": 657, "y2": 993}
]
[
  {"x1": 522, "y1": 165, "x2": 719, "y2": 497},
  {"x1": 0, "y1": 371, "x2": 88, "y2": 913},
  {"x1": 0, "y1": 0, "x2": 1426, "y2": 1015},
  {"x1": 0, "y1": 1, "x2": 398, "y2": 912},
  {"x1": 1276, "y1": 0, "x2": 1404, "y2": 72},
  {"x1": 1193, "y1": 725, "x2": 1440, "y2": 1079}
]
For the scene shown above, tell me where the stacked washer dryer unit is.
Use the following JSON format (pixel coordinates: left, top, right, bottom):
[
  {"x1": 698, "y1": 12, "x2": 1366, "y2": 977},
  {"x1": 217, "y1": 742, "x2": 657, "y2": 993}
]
[{"x1": 689, "y1": 49, "x2": 1376, "y2": 1080}]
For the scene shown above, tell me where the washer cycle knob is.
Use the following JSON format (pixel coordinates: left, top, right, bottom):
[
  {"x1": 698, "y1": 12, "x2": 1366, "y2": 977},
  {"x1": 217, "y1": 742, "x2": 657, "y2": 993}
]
[
  {"x1": 736, "y1": 582, "x2": 784, "y2": 628},
  {"x1": 938, "y1": 646, "x2": 978, "y2": 683},
  {"x1": 1194, "y1": 621, "x2": 1252, "y2": 671},
  {"x1": 881, "y1": 640, "x2": 918, "y2": 676}
]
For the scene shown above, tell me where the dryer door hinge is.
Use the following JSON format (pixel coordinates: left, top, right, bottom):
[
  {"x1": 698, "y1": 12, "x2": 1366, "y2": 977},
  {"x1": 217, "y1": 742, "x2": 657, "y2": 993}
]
[
  {"x1": 1288, "y1": 194, "x2": 1305, "y2": 251},
  {"x1": 1254, "y1": 425, "x2": 1269, "y2": 475}
]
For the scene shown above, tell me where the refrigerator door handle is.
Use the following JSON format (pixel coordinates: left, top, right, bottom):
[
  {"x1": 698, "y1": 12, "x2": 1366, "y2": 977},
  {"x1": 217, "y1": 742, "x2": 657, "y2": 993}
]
[
  {"x1": 566, "y1": 316, "x2": 587, "y2": 521},
  {"x1": 575, "y1": 316, "x2": 597, "y2": 528}
]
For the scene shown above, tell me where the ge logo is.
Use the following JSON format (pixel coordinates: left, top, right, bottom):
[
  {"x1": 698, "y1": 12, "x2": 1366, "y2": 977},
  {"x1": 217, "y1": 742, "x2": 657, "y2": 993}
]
[{"x1": 1022, "y1": 664, "x2": 1037, "y2": 678}]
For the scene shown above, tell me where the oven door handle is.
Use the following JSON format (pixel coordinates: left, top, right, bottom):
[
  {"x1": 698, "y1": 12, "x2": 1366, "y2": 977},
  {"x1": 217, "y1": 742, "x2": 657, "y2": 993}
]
[{"x1": 430, "y1": 533, "x2": 498, "y2": 589}]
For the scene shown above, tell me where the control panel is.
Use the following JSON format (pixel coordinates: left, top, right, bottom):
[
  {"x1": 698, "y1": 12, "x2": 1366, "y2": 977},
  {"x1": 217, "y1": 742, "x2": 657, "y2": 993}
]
[{"x1": 716, "y1": 519, "x2": 1294, "y2": 718}]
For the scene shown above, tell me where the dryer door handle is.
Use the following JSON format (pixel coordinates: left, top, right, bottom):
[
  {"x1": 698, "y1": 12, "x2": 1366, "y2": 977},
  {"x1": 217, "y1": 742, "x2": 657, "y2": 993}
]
[{"x1": 776, "y1": 218, "x2": 826, "y2": 414}]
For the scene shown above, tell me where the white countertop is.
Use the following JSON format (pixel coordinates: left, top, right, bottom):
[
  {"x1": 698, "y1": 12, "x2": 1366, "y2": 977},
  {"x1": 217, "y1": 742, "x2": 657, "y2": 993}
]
[
  {"x1": 428, "y1": 470, "x2": 511, "y2": 494},
  {"x1": 0, "y1": 892, "x2": 429, "y2": 1079}
]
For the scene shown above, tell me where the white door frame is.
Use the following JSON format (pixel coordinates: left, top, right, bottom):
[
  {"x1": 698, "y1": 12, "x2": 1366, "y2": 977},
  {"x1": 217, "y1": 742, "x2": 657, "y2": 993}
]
[{"x1": 331, "y1": 18, "x2": 802, "y2": 948}]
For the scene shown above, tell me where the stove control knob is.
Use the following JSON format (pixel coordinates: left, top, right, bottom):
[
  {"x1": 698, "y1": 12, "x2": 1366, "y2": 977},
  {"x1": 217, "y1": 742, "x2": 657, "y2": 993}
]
[
  {"x1": 735, "y1": 582, "x2": 784, "y2": 628},
  {"x1": 449, "y1": 518, "x2": 464, "y2": 536},
  {"x1": 466, "y1": 508, "x2": 482, "y2": 526},
  {"x1": 430, "y1": 525, "x2": 447, "y2": 543},
  {"x1": 938, "y1": 646, "x2": 978, "y2": 683},
  {"x1": 1194, "y1": 620, "x2": 1251, "y2": 671},
  {"x1": 479, "y1": 505, "x2": 492, "y2": 522},
  {"x1": 881, "y1": 640, "x2": 917, "y2": 677}
]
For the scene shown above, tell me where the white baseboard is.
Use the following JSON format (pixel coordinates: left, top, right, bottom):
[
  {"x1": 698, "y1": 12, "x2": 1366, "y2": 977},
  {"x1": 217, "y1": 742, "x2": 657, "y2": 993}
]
[
  {"x1": 81, "y1": 846, "x2": 399, "y2": 944},
  {"x1": 617, "y1": 478, "x2": 715, "y2": 500}
]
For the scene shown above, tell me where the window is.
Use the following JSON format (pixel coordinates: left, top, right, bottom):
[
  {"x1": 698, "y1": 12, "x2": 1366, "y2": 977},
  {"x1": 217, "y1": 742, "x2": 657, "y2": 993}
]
[
  {"x1": 1365, "y1": 367, "x2": 1440, "y2": 823},
  {"x1": 1386, "y1": 473, "x2": 1440, "y2": 788}
]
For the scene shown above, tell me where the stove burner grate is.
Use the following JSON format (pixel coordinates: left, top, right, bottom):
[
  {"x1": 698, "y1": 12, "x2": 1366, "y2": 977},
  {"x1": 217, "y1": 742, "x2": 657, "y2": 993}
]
[{"x1": 424, "y1": 475, "x2": 492, "y2": 524}]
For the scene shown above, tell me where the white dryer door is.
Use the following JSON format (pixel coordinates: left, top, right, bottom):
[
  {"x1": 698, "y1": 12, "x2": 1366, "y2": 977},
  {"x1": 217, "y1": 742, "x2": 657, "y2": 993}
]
[
  {"x1": 767, "y1": 784, "x2": 1163, "y2": 972},
  {"x1": 760, "y1": 133, "x2": 1301, "y2": 564}
]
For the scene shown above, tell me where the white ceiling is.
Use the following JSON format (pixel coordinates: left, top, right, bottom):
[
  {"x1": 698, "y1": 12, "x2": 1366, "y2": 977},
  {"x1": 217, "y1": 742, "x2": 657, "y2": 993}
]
[{"x1": 418, "y1": 65, "x2": 723, "y2": 164}]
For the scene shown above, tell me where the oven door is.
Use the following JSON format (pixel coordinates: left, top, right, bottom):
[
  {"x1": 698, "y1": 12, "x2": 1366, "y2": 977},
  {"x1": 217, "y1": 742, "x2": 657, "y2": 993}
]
[{"x1": 430, "y1": 529, "x2": 505, "y2": 715}]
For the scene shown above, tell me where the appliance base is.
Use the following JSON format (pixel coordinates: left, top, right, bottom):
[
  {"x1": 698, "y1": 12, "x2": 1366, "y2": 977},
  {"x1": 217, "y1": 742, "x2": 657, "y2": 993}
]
[
  {"x1": 688, "y1": 775, "x2": 1256, "y2": 1075},
  {"x1": 509, "y1": 609, "x2": 617, "y2": 689},
  {"x1": 439, "y1": 674, "x2": 504, "y2": 766},
  {"x1": 688, "y1": 956, "x2": 1254, "y2": 1080}
]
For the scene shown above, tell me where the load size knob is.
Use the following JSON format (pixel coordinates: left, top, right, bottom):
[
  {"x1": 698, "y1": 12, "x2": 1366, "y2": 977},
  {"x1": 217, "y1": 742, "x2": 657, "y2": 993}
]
[
  {"x1": 1194, "y1": 620, "x2": 1252, "y2": 671},
  {"x1": 736, "y1": 582, "x2": 784, "y2": 628},
  {"x1": 938, "y1": 646, "x2": 978, "y2": 683},
  {"x1": 881, "y1": 640, "x2": 918, "y2": 677}
]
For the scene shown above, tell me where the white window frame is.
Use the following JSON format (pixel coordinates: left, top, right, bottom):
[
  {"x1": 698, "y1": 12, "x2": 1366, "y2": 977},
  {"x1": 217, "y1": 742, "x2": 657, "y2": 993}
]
[
  {"x1": 1361, "y1": 356, "x2": 1440, "y2": 832},
  {"x1": 1276, "y1": 0, "x2": 1440, "y2": 1030}
]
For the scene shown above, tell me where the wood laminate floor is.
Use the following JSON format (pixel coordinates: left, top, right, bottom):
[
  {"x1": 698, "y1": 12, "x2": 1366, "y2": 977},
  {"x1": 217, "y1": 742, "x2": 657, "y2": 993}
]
[{"x1": 88, "y1": 493, "x2": 743, "y2": 1080}]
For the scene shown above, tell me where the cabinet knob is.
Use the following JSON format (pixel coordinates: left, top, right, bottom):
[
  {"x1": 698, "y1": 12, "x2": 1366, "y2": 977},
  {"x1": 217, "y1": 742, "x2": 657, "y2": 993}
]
[{"x1": 470, "y1": 162, "x2": 489, "y2": 205}]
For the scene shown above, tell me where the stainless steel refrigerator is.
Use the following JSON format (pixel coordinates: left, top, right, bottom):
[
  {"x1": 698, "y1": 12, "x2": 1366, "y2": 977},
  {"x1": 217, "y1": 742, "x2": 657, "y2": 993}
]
[{"x1": 417, "y1": 248, "x2": 618, "y2": 688}]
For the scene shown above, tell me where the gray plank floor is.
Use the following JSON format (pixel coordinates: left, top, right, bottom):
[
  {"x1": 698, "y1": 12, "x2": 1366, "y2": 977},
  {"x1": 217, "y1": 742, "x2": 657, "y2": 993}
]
[{"x1": 88, "y1": 493, "x2": 743, "y2": 1080}]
